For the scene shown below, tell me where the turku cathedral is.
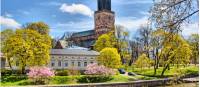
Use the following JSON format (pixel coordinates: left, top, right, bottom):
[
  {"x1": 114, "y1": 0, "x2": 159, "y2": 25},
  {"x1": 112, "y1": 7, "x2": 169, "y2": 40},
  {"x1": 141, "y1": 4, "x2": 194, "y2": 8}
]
[
  {"x1": 71, "y1": 0, "x2": 115, "y2": 48},
  {"x1": 55, "y1": 0, "x2": 115, "y2": 48}
]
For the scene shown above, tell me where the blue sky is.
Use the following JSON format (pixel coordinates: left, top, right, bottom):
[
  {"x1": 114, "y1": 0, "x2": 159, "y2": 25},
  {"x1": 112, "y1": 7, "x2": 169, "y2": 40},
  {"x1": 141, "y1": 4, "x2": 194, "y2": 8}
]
[{"x1": 1, "y1": 0, "x2": 199, "y2": 38}]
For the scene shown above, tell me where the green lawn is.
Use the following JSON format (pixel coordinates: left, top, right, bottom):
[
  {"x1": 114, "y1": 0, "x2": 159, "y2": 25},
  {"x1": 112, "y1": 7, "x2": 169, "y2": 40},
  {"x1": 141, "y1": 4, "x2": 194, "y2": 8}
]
[
  {"x1": 1, "y1": 66, "x2": 198, "y2": 86},
  {"x1": 131, "y1": 65, "x2": 199, "y2": 77},
  {"x1": 1, "y1": 75, "x2": 148, "y2": 86}
]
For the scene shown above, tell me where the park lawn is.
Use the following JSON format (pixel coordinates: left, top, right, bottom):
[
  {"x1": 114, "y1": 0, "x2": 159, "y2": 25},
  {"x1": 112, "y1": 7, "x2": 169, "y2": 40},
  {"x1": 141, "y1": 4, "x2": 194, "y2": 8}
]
[
  {"x1": 132, "y1": 65, "x2": 199, "y2": 77},
  {"x1": 0, "y1": 75, "x2": 145, "y2": 86}
]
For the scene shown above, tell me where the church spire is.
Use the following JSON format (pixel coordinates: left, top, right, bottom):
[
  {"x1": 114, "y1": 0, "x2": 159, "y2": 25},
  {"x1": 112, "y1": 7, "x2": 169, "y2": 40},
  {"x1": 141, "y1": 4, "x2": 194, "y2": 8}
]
[{"x1": 98, "y1": 0, "x2": 111, "y2": 11}]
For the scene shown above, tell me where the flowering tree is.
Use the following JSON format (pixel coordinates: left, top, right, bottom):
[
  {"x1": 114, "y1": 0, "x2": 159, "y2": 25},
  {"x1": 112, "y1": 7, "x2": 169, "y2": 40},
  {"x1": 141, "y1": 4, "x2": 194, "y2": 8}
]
[
  {"x1": 84, "y1": 63, "x2": 116, "y2": 75},
  {"x1": 27, "y1": 66, "x2": 55, "y2": 85}
]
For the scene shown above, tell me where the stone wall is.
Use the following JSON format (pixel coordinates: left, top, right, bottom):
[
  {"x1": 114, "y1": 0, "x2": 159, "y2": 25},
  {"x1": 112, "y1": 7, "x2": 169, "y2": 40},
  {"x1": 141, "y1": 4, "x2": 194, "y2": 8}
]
[{"x1": 45, "y1": 79, "x2": 172, "y2": 87}]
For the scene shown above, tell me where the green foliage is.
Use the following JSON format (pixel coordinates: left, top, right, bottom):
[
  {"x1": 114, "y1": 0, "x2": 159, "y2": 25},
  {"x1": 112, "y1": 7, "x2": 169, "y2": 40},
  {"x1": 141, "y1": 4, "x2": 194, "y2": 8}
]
[
  {"x1": 135, "y1": 54, "x2": 152, "y2": 69},
  {"x1": 94, "y1": 33, "x2": 114, "y2": 51},
  {"x1": 98, "y1": 48, "x2": 121, "y2": 69},
  {"x1": 1, "y1": 69, "x2": 22, "y2": 76},
  {"x1": 55, "y1": 70, "x2": 69, "y2": 76},
  {"x1": 160, "y1": 34, "x2": 192, "y2": 65},
  {"x1": 2, "y1": 29, "x2": 52, "y2": 72},
  {"x1": 25, "y1": 22, "x2": 50, "y2": 35},
  {"x1": 1, "y1": 75, "x2": 28, "y2": 83},
  {"x1": 77, "y1": 75, "x2": 113, "y2": 83},
  {"x1": 188, "y1": 34, "x2": 199, "y2": 65}
]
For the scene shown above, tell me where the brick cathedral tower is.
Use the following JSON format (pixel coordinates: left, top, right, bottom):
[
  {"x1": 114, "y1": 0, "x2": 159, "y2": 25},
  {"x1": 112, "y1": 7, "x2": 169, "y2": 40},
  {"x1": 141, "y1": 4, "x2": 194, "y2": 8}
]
[{"x1": 95, "y1": 0, "x2": 115, "y2": 37}]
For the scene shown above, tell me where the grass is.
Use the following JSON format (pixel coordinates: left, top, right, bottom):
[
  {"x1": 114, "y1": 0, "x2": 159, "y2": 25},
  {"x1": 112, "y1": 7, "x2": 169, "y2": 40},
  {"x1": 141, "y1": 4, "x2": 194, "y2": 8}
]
[
  {"x1": 131, "y1": 65, "x2": 199, "y2": 78},
  {"x1": 1, "y1": 65, "x2": 198, "y2": 86},
  {"x1": 0, "y1": 75, "x2": 143, "y2": 86}
]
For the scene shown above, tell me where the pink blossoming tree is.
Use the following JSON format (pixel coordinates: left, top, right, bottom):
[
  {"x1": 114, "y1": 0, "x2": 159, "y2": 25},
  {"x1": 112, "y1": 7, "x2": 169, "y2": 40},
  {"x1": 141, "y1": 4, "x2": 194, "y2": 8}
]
[
  {"x1": 84, "y1": 63, "x2": 116, "y2": 75},
  {"x1": 27, "y1": 66, "x2": 55, "y2": 85}
]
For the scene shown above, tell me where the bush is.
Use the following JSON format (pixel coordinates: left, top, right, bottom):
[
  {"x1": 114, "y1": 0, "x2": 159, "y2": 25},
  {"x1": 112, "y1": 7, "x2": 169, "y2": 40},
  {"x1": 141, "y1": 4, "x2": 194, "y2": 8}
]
[
  {"x1": 27, "y1": 66, "x2": 55, "y2": 85},
  {"x1": 68, "y1": 69, "x2": 80, "y2": 76},
  {"x1": 78, "y1": 75, "x2": 113, "y2": 83},
  {"x1": 1, "y1": 69, "x2": 22, "y2": 76},
  {"x1": 1, "y1": 75, "x2": 28, "y2": 82},
  {"x1": 55, "y1": 70, "x2": 68, "y2": 76}
]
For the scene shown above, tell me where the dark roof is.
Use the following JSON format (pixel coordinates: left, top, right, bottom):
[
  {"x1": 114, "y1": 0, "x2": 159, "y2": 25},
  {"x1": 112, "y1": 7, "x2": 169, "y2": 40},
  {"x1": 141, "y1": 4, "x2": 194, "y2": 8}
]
[
  {"x1": 51, "y1": 49, "x2": 99, "y2": 56},
  {"x1": 72, "y1": 30, "x2": 95, "y2": 37}
]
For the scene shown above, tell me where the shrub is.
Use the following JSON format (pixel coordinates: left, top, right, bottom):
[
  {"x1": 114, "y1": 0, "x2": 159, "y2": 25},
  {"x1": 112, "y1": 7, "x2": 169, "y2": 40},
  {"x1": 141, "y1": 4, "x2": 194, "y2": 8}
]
[
  {"x1": 84, "y1": 63, "x2": 116, "y2": 75},
  {"x1": 68, "y1": 69, "x2": 80, "y2": 76},
  {"x1": 135, "y1": 54, "x2": 151, "y2": 69},
  {"x1": 55, "y1": 70, "x2": 68, "y2": 76},
  {"x1": 1, "y1": 75, "x2": 28, "y2": 82},
  {"x1": 27, "y1": 66, "x2": 55, "y2": 85},
  {"x1": 78, "y1": 75, "x2": 113, "y2": 83},
  {"x1": 1, "y1": 69, "x2": 22, "y2": 76}
]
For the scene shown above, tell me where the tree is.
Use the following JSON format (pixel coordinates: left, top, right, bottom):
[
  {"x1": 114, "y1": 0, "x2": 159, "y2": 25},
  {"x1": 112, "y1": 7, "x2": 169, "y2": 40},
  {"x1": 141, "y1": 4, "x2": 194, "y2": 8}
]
[
  {"x1": 115, "y1": 25, "x2": 130, "y2": 64},
  {"x1": 2, "y1": 29, "x2": 51, "y2": 73},
  {"x1": 137, "y1": 25, "x2": 152, "y2": 58},
  {"x1": 188, "y1": 34, "x2": 199, "y2": 65},
  {"x1": 135, "y1": 54, "x2": 151, "y2": 70},
  {"x1": 150, "y1": 0, "x2": 198, "y2": 34},
  {"x1": 94, "y1": 34, "x2": 114, "y2": 52},
  {"x1": 98, "y1": 48, "x2": 121, "y2": 69},
  {"x1": 25, "y1": 22, "x2": 50, "y2": 35},
  {"x1": 159, "y1": 34, "x2": 192, "y2": 76},
  {"x1": 0, "y1": 29, "x2": 15, "y2": 69},
  {"x1": 151, "y1": 29, "x2": 165, "y2": 75}
]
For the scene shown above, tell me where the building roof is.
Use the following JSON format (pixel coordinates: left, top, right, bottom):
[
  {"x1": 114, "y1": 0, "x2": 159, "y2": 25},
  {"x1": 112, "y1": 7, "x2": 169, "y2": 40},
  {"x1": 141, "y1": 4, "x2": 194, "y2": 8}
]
[
  {"x1": 51, "y1": 49, "x2": 99, "y2": 56},
  {"x1": 72, "y1": 30, "x2": 95, "y2": 38}
]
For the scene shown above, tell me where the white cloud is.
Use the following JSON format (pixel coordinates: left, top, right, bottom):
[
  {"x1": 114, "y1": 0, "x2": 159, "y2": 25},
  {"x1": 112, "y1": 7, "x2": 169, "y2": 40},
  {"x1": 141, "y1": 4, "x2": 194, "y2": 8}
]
[
  {"x1": 116, "y1": 16, "x2": 149, "y2": 31},
  {"x1": 59, "y1": 3, "x2": 93, "y2": 17},
  {"x1": 181, "y1": 22, "x2": 199, "y2": 37},
  {"x1": 4, "y1": 12, "x2": 13, "y2": 18},
  {"x1": 0, "y1": 16, "x2": 21, "y2": 28}
]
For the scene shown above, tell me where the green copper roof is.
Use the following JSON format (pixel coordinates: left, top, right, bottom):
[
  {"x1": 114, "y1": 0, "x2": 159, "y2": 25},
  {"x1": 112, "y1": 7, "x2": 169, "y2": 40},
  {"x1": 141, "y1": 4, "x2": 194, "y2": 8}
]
[{"x1": 72, "y1": 30, "x2": 95, "y2": 37}]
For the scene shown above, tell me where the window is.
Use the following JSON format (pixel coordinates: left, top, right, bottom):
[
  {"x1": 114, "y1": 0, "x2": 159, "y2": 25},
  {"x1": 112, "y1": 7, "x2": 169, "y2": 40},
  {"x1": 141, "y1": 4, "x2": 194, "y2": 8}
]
[
  {"x1": 90, "y1": 61, "x2": 94, "y2": 64},
  {"x1": 71, "y1": 61, "x2": 75, "y2": 66},
  {"x1": 58, "y1": 61, "x2": 61, "y2": 67},
  {"x1": 65, "y1": 62, "x2": 68, "y2": 67},
  {"x1": 84, "y1": 62, "x2": 87, "y2": 67},
  {"x1": 78, "y1": 62, "x2": 81, "y2": 67},
  {"x1": 51, "y1": 62, "x2": 55, "y2": 67}
]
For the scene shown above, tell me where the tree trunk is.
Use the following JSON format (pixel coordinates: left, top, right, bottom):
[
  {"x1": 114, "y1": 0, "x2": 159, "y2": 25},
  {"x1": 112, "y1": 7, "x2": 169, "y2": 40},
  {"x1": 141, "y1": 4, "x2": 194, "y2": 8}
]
[
  {"x1": 7, "y1": 58, "x2": 13, "y2": 70},
  {"x1": 161, "y1": 64, "x2": 169, "y2": 77}
]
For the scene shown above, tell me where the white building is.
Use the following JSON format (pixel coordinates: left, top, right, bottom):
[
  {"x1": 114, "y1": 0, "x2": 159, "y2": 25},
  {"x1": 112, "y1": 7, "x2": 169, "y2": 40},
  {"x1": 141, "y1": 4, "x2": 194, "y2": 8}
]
[
  {"x1": 49, "y1": 48, "x2": 99, "y2": 70},
  {"x1": 1, "y1": 47, "x2": 100, "y2": 70}
]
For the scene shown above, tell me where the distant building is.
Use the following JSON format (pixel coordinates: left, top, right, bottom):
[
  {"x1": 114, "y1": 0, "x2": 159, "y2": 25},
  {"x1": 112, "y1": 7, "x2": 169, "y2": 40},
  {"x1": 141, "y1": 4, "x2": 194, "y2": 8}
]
[
  {"x1": 49, "y1": 47, "x2": 99, "y2": 70},
  {"x1": 71, "y1": 0, "x2": 115, "y2": 48}
]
